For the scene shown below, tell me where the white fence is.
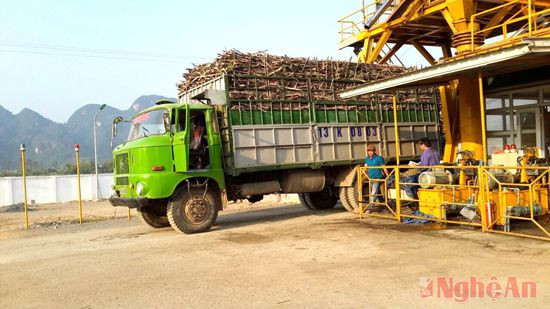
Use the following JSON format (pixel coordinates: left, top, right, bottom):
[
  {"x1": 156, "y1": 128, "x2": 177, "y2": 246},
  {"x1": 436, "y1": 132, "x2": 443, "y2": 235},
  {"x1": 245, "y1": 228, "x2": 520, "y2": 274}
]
[{"x1": 0, "y1": 174, "x2": 114, "y2": 207}]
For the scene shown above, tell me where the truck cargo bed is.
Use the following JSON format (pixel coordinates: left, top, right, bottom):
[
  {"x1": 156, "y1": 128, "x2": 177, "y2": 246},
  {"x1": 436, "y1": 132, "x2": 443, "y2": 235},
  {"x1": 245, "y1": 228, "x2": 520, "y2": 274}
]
[{"x1": 180, "y1": 74, "x2": 440, "y2": 176}]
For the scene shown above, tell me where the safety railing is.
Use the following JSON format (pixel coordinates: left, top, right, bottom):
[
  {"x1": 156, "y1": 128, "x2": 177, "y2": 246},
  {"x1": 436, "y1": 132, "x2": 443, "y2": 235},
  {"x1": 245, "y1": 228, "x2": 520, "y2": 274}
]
[
  {"x1": 470, "y1": 0, "x2": 550, "y2": 53},
  {"x1": 357, "y1": 164, "x2": 550, "y2": 241},
  {"x1": 357, "y1": 165, "x2": 397, "y2": 220},
  {"x1": 338, "y1": 0, "x2": 397, "y2": 44},
  {"x1": 481, "y1": 166, "x2": 550, "y2": 241}
]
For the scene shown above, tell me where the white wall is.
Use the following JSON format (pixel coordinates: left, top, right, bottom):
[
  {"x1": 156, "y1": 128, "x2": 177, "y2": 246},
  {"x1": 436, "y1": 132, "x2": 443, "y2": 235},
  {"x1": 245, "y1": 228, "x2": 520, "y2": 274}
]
[
  {"x1": 0, "y1": 174, "x2": 114, "y2": 207},
  {"x1": 0, "y1": 174, "x2": 302, "y2": 208}
]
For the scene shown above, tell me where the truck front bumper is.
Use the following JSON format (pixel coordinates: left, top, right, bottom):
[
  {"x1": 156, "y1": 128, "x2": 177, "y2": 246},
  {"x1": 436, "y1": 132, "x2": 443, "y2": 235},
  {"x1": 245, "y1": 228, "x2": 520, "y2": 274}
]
[{"x1": 109, "y1": 196, "x2": 149, "y2": 209}]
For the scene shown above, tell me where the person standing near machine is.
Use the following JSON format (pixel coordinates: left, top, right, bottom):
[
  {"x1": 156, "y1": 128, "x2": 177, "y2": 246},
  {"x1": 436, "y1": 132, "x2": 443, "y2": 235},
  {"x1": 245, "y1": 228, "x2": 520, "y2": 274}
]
[
  {"x1": 404, "y1": 138, "x2": 441, "y2": 199},
  {"x1": 416, "y1": 137, "x2": 440, "y2": 167},
  {"x1": 364, "y1": 144, "x2": 389, "y2": 212}
]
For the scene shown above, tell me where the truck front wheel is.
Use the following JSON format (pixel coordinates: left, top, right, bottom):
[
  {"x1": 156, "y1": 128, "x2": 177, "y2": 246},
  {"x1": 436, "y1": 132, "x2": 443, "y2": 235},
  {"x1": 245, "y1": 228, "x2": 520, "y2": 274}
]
[
  {"x1": 167, "y1": 185, "x2": 219, "y2": 234},
  {"x1": 300, "y1": 186, "x2": 339, "y2": 210},
  {"x1": 136, "y1": 201, "x2": 170, "y2": 228}
]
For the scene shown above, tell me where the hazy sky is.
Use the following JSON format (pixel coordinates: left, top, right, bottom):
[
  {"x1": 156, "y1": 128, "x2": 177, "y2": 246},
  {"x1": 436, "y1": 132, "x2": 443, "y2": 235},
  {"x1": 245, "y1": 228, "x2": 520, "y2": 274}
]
[{"x1": 0, "y1": 0, "x2": 430, "y2": 122}]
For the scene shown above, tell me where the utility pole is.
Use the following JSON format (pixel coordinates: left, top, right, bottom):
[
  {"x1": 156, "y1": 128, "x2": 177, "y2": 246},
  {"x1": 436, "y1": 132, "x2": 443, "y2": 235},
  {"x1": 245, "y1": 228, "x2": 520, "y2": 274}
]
[{"x1": 93, "y1": 104, "x2": 107, "y2": 200}]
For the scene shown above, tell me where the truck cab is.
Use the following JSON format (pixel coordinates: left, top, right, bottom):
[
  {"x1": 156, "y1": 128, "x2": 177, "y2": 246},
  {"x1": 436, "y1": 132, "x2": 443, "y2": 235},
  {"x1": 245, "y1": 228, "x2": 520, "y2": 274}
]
[{"x1": 109, "y1": 101, "x2": 226, "y2": 234}]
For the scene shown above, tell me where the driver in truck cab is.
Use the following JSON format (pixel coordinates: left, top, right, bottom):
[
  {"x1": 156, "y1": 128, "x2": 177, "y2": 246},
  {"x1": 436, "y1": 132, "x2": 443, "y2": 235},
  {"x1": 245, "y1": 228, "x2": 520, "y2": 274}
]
[{"x1": 189, "y1": 112, "x2": 208, "y2": 169}]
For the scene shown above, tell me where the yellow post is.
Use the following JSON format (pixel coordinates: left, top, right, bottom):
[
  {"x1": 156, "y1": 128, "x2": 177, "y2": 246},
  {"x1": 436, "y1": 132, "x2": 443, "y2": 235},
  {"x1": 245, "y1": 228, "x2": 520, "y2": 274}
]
[
  {"x1": 528, "y1": 0, "x2": 532, "y2": 36},
  {"x1": 75, "y1": 144, "x2": 83, "y2": 224},
  {"x1": 20, "y1": 144, "x2": 29, "y2": 230},
  {"x1": 358, "y1": 166, "x2": 363, "y2": 219},
  {"x1": 478, "y1": 71, "x2": 488, "y2": 163},
  {"x1": 392, "y1": 95, "x2": 401, "y2": 222},
  {"x1": 393, "y1": 95, "x2": 400, "y2": 166},
  {"x1": 478, "y1": 166, "x2": 487, "y2": 232}
]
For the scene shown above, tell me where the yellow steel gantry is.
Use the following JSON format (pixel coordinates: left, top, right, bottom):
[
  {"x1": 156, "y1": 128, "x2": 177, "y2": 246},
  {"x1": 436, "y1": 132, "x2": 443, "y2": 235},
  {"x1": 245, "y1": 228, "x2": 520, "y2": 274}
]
[
  {"x1": 339, "y1": 0, "x2": 550, "y2": 162},
  {"x1": 341, "y1": 1, "x2": 550, "y2": 241}
]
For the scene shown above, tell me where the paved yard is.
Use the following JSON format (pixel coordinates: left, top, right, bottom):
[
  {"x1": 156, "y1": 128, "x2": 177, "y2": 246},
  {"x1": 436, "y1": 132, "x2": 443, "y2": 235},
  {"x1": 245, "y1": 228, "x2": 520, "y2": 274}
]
[{"x1": 1, "y1": 201, "x2": 549, "y2": 308}]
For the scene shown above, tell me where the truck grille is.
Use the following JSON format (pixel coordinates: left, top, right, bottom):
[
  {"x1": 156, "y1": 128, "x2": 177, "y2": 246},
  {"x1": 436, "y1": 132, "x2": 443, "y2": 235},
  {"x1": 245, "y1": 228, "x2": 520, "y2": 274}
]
[
  {"x1": 115, "y1": 153, "x2": 129, "y2": 174},
  {"x1": 115, "y1": 177, "x2": 129, "y2": 186}
]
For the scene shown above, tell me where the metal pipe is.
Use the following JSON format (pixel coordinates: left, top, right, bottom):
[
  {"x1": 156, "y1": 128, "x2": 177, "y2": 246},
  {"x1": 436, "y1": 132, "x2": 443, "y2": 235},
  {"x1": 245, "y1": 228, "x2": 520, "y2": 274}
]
[
  {"x1": 478, "y1": 71, "x2": 488, "y2": 164},
  {"x1": 488, "y1": 229, "x2": 550, "y2": 242},
  {"x1": 509, "y1": 187, "x2": 521, "y2": 205},
  {"x1": 365, "y1": 0, "x2": 394, "y2": 29}
]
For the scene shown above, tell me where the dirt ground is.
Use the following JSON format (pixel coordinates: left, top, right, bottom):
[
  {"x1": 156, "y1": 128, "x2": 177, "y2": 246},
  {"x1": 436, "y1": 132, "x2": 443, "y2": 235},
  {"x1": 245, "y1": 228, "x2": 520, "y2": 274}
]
[{"x1": 1, "y1": 199, "x2": 550, "y2": 308}]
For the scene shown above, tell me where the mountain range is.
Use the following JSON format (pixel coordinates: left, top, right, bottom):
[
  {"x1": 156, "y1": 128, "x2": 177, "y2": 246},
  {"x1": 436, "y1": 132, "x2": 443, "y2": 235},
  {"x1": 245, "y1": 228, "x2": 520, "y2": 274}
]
[{"x1": 0, "y1": 95, "x2": 174, "y2": 172}]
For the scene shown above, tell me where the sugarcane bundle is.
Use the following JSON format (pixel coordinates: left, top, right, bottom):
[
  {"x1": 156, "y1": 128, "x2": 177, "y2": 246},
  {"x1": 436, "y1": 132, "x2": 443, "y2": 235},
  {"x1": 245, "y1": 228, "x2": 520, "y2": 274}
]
[{"x1": 178, "y1": 50, "x2": 437, "y2": 111}]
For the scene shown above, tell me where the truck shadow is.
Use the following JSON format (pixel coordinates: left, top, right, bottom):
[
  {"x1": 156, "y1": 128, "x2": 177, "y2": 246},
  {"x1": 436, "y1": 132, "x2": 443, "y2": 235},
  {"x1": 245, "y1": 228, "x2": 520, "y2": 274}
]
[{"x1": 213, "y1": 203, "x2": 346, "y2": 232}]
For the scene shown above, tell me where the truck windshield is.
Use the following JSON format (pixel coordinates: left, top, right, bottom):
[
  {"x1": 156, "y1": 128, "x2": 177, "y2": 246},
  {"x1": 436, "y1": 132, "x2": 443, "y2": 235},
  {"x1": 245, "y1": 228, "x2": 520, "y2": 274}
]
[{"x1": 128, "y1": 109, "x2": 169, "y2": 141}]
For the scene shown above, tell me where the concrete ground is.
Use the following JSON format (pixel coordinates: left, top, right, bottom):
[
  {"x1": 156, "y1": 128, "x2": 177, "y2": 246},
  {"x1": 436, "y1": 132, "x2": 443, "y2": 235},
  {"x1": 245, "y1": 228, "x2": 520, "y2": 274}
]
[{"x1": 1, "y1": 199, "x2": 549, "y2": 308}]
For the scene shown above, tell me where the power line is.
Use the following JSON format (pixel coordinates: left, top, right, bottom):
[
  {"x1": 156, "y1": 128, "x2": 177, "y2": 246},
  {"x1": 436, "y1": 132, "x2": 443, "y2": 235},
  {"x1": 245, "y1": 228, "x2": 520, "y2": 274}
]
[
  {"x1": 0, "y1": 49, "x2": 200, "y2": 63},
  {"x1": 0, "y1": 41, "x2": 212, "y2": 62}
]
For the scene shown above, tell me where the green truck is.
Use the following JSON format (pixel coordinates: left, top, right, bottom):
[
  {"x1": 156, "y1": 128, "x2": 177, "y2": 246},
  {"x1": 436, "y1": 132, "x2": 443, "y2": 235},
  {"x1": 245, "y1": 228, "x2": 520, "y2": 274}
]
[{"x1": 109, "y1": 69, "x2": 440, "y2": 234}]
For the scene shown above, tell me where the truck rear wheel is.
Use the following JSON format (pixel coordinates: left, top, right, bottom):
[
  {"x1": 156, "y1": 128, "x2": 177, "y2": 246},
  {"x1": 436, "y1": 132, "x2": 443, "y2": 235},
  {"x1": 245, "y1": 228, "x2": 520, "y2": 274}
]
[
  {"x1": 298, "y1": 193, "x2": 313, "y2": 210},
  {"x1": 339, "y1": 186, "x2": 359, "y2": 213},
  {"x1": 167, "y1": 185, "x2": 219, "y2": 234},
  {"x1": 137, "y1": 201, "x2": 170, "y2": 228},
  {"x1": 302, "y1": 186, "x2": 338, "y2": 210}
]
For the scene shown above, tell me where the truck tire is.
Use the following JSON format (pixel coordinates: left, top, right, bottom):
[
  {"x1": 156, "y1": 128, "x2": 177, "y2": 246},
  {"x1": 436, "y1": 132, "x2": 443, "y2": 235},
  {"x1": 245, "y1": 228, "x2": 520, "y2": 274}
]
[
  {"x1": 167, "y1": 185, "x2": 219, "y2": 234},
  {"x1": 303, "y1": 186, "x2": 338, "y2": 210},
  {"x1": 298, "y1": 193, "x2": 314, "y2": 210},
  {"x1": 136, "y1": 202, "x2": 170, "y2": 229},
  {"x1": 339, "y1": 186, "x2": 359, "y2": 213}
]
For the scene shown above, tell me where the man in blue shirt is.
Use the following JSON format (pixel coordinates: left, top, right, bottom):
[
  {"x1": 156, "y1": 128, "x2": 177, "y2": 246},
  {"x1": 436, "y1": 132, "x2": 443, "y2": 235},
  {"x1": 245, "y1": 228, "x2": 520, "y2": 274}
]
[
  {"x1": 404, "y1": 138, "x2": 441, "y2": 199},
  {"x1": 364, "y1": 144, "x2": 388, "y2": 210},
  {"x1": 418, "y1": 137, "x2": 440, "y2": 168}
]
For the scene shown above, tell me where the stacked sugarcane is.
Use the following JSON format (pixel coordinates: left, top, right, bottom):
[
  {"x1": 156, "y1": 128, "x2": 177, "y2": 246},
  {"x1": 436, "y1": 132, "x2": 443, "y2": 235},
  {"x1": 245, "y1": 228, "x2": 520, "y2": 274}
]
[{"x1": 178, "y1": 50, "x2": 437, "y2": 111}]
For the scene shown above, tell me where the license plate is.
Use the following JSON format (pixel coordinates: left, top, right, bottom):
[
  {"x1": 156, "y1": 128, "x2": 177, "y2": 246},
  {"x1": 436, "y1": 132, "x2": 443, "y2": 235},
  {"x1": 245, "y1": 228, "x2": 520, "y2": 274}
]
[{"x1": 119, "y1": 188, "x2": 127, "y2": 196}]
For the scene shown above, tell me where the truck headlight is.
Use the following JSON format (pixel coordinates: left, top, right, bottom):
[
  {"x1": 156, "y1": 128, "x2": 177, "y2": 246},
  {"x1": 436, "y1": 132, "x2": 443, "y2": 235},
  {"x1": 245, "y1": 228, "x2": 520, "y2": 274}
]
[{"x1": 136, "y1": 182, "x2": 144, "y2": 196}]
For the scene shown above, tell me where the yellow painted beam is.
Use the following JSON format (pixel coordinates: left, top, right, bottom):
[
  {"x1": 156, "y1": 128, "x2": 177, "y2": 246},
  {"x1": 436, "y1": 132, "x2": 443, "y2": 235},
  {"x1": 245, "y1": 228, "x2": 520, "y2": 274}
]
[
  {"x1": 401, "y1": 0, "x2": 425, "y2": 22},
  {"x1": 364, "y1": 37, "x2": 374, "y2": 64},
  {"x1": 368, "y1": 30, "x2": 393, "y2": 64},
  {"x1": 458, "y1": 75, "x2": 484, "y2": 160},
  {"x1": 441, "y1": 8, "x2": 459, "y2": 33},
  {"x1": 439, "y1": 83, "x2": 459, "y2": 162},
  {"x1": 502, "y1": 0, "x2": 550, "y2": 7},
  {"x1": 355, "y1": 1, "x2": 449, "y2": 43},
  {"x1": 379, "y1": 40, "x2": 405, "y2": 64},
  {"x1": 441, "y1": 44, "x2": 453, "y2": 58},
  {"x1": 481, "y1": 3, "x2": 515, "y2": 37},
  {"x1": 412, "y1": 41, "x2": 437, "y2": 65}
]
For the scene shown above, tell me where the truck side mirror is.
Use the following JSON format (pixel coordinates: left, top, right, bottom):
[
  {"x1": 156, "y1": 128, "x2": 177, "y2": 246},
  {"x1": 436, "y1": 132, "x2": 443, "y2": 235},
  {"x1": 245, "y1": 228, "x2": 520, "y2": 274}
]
[{"x1": 111, "y1": 116, "x2": 123, "y2": 148}]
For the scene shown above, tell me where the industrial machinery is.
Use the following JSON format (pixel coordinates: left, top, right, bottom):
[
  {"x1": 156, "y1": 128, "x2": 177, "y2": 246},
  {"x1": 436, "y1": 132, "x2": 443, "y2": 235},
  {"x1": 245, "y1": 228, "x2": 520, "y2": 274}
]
[{"x1": 341, "y1": 0, "x2": 550, "y2": 240}]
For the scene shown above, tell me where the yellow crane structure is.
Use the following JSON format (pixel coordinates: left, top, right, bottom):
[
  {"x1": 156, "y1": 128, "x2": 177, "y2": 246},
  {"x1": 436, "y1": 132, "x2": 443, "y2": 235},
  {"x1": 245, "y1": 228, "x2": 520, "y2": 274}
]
[{"x1": 337, "y1": 0, "x2": 550, "y2": 240}]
